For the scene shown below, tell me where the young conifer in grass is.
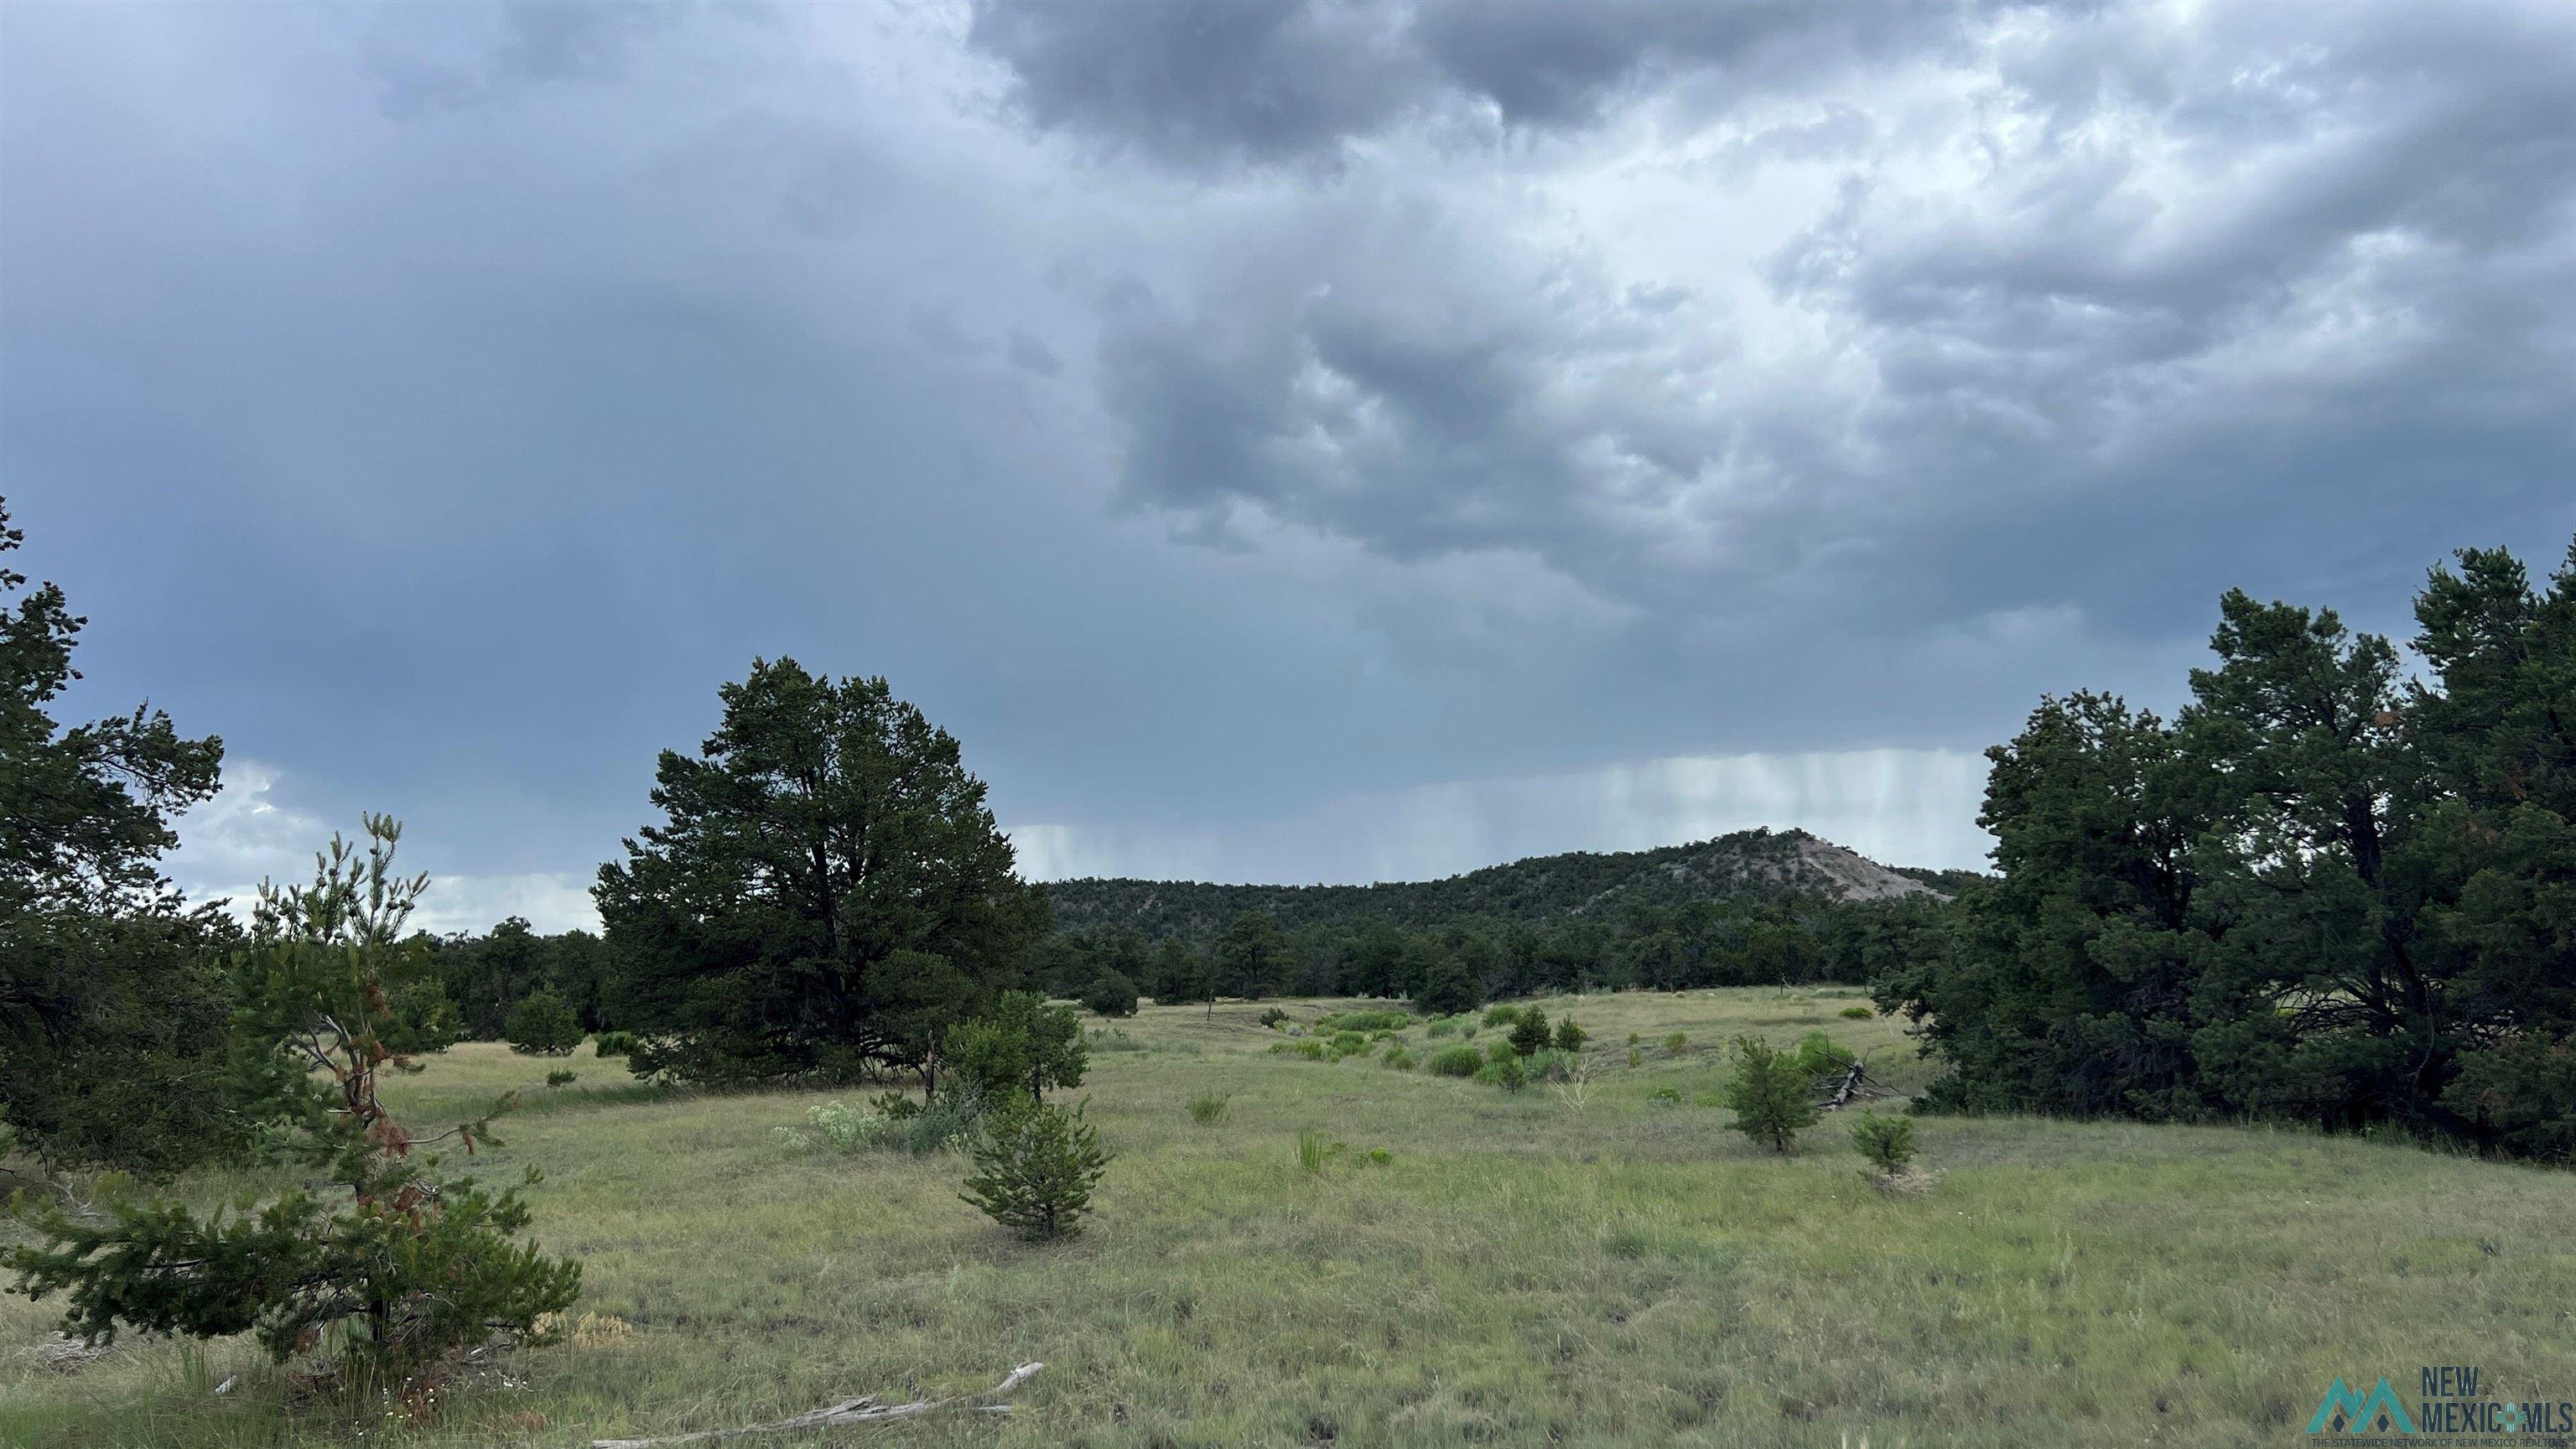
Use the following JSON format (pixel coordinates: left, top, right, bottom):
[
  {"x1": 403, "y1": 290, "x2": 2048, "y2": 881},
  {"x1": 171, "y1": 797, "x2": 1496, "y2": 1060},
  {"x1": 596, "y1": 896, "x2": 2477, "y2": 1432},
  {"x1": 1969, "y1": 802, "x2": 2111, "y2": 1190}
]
[
  {"x1": 1851, "y1": 1111, "x2": 1917, "y2": 1176},
  {"x1": 1508, "y1": 1008, "x2": 1553, "y2": 1057},
  {"x1": 3, "y1": 818, "x2": 582, "y2": 1369},
  {"x1": 1722, "y1": 1035, "x2": 1820, "y2": 1153},
  {"x1": 960, "y1": 1098, "x2": 1111, "y2": 1241}
]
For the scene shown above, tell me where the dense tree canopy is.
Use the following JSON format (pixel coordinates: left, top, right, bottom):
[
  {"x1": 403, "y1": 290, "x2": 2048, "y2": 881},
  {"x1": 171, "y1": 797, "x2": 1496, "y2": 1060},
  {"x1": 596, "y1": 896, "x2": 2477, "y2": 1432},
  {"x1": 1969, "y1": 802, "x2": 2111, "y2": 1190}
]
[
  {"x1": 1880, "y1": 539, "x2": 2576, "y2": 1160},
  {"x1": 0, "y1": 498, "x2": 240, "y2": 1171},
  {"x1": 595, "y1": 660, "x2": 1047, "y2": 1086}
]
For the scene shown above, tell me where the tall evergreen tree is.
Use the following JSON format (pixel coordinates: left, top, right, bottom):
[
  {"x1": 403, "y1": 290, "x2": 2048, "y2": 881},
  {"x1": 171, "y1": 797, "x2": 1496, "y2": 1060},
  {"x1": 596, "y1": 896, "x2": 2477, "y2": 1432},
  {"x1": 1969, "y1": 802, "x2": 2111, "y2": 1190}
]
[
  {"x1": 595, "y1": 661, "x2": 1046, "y2": 1086},
  {"x1": 0, "y1": 498, "x2": 237, "y2": 1172},
  {"x1": 1883, "y1": 540, "x2": 2576, "y2": 1159},
  {"x1": 1211, "y1": 911, "x2": 1285, "y2": 1012}
]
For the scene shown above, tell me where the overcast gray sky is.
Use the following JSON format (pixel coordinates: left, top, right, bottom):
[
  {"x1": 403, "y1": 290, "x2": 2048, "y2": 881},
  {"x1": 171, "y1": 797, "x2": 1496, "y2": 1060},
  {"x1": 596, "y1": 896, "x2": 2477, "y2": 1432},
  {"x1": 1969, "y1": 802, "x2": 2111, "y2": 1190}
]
[{"x1": 8, "y1": 0, "x2": 2571, "y2": 932}]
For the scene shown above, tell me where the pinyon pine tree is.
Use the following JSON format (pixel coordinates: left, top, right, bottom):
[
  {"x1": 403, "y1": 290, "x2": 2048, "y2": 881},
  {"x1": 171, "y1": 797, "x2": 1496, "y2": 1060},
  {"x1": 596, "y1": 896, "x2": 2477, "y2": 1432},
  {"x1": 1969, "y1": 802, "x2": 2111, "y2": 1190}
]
[{"x1": 3, "y1": 818, "x2": 580, "y2": 1368}]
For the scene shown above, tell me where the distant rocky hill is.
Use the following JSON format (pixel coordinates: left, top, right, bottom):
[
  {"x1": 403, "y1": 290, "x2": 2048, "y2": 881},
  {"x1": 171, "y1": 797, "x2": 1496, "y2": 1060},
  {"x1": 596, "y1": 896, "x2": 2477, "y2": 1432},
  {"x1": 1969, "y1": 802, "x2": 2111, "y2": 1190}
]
[{"x1": 1041, "y1": 827, "x2": 1957, "y2": 941}]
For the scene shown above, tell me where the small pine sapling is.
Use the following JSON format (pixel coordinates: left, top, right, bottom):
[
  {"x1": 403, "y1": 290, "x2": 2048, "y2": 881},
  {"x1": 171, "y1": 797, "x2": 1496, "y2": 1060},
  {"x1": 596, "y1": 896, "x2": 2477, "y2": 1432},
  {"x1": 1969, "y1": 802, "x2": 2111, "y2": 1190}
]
[
  {"x1": 960, "y1": 1098, "x2": 1109, "y2": 1241},
  {"x1": 1851, "y1": 1111, "x2": 1916, "y2": 1177},
  {"x1": 1507, "y1": 1009, "x2": 1553, "y2": 1057},
  {"x1": 1722, "y1": 1035, "x2": 1820, "y2": 1153},
  {"x1": 3, "y1": 818, "x2": 581, "y2": 1371}
]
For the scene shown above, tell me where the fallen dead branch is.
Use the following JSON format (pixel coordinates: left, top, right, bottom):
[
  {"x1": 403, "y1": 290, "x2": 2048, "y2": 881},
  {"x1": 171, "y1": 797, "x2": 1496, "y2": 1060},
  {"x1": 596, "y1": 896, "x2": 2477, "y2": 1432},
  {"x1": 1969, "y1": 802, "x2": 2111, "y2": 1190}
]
[
  {"x1": 1817, "y1": 1058, "x2": 1893, "y2": 1112},
  {"x1": 590, "y1": 1362, "x2": 1044, "y2": 1447}
]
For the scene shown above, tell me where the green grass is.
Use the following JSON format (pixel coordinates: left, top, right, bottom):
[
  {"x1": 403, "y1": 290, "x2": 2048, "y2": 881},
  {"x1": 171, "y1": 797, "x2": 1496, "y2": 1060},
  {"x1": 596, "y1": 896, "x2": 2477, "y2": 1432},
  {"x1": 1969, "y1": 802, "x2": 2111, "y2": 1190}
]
[{"x1": 6, "y1": 988, "x2": 2573, "y2": 1446}]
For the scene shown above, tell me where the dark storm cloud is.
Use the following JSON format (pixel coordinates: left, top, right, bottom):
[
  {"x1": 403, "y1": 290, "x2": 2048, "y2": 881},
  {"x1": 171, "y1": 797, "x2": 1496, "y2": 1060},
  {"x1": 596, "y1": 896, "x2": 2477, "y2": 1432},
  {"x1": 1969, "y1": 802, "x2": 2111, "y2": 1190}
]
[
  {"x1": 984, "y1": 0, "x2": 2576, "y2": 633},
  {"x1": 5, "y1": 0, "x2": 2571, "y2": 910},
  {"x1": 966, "y1": 0, "x2": 2008, "y2": 168}
]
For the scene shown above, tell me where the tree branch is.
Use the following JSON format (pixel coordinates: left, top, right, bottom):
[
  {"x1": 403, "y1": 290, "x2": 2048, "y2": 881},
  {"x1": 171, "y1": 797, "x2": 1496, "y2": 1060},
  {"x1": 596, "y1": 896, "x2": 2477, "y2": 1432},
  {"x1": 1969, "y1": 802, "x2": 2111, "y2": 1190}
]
[{"x1": 589, "y1": 1362, "x2": 1044, "y2": 1448}]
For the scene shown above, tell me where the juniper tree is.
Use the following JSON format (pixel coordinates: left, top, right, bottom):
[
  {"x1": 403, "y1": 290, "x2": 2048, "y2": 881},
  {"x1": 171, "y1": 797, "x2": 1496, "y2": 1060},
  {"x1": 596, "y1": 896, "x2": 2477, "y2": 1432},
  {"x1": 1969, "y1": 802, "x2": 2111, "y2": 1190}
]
[
  {"x1": 505, "y1": 985, "x2": 582, "y2": 1056},
  {"x1": 1083, "y1": 969, "x2": 1140, "y2": 1018}
]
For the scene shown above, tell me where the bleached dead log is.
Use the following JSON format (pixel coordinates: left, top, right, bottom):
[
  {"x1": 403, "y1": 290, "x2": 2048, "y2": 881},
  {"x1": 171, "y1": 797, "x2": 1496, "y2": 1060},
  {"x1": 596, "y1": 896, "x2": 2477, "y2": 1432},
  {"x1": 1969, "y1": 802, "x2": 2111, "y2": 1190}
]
[
  {"x1": 590, "y1": 1362, "x2": 1043, "y2": 1448},
  {"x1": 1820, "y1": 1059, "x2": 1879, "y2": 1111}
]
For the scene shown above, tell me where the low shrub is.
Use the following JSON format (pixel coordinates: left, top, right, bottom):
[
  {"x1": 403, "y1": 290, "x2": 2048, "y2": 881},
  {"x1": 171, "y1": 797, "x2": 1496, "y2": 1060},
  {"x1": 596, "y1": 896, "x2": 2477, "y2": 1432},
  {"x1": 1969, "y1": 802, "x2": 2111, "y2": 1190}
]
[
  {"x1": 544, "y1": 1070, "x2": 577, "y2": 1088},
  {"x1": 1259, "y1": 1007, "x2": 1291, "y2": 1030},
  {"x1": 1552, "y1": 1018, "x2": 1587, "y2": 1052},
  {"x1": 1083, "y1": 969, "x2": 1140, "y2": 1018},
  {"x1": 1483, "y1": 1005, "x2": 1524, "y2": 1029},
  {"x1": 781, "y1": 1084, "x2": 989, "y2": 1156},
  {"x1": 1328, "y1": 1031, "x2": 1370, "y2": 1058},
  {"x1": 1647, "y1": 1085, "x2": 1682, "y2": 1107},
  {"x1": 1425, "y1": 1018, "x2": 1457, "y2": 1038},
  {"x1": 961, "y1": 1098, "x2": 1109, "y2": 1242},
  {"x1": 1794, "y1": 1030, "x2": 1858, "y2": 1079},
  {"x1": 1187, "y1": 1093, "x2": 1231, "y2": 1124},
  {"x1": 1495, "y1": 1055, "x2": 1529, "y2": 1092},
  {"x1": 1664, "y1": 1031, "x2": 1688, "y2": 1052},
  {"x1": 1426, "y1": 1044, "x2": 1484, "y2": 1078},
  {"x1": 593, "y1": 1030, "x2": 641, "y2": 1058},
  {"x1": 1507, "y1": 1010, "x2": 1553, "y2": 1057},
  {"x1": 1317, "y1": 1010, "x2": 1413, "y2": 1033},
  {"x1": 1627, "y1": 1047, "x2": 1644, "y2": 1069},
  {"x1": 1626, "y1": 1032, "x2": 1642, "y2": 1046},
  {"x1": 1362, "y1": 1147, "x2": 1394, "y2": 1166},
  {"x1": 905, "y1": 1083, "x2": 993, "y2": 1155},
  {"x1": 1841, "y1": 1005, "x2": 1874, "y2": 1020},
  {"x1": 1382, "y1": 1046, "x2": 1415, "y2": 1071}
]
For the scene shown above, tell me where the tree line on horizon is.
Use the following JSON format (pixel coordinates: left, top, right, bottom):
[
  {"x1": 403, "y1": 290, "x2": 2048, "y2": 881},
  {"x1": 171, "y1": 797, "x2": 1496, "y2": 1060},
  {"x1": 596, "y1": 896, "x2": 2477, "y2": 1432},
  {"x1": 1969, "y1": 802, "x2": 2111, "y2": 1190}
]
[{"x1": 5, "y1": 491, "x2": 2573, "y2": 1192}]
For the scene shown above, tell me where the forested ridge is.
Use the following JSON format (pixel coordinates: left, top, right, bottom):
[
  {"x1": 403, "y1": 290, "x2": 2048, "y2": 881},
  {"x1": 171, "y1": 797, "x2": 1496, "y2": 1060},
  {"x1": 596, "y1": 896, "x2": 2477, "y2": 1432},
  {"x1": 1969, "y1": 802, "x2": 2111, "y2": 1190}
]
[{"x1": 1044, "y1": 827, "x2": 1950, "y2": 942}]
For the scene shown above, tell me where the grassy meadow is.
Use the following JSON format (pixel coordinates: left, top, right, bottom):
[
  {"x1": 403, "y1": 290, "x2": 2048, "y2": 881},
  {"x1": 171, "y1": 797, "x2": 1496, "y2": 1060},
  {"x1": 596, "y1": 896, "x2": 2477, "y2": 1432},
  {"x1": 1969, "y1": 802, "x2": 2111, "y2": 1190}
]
[{"x1": 5, "y1": 987, "x2": 2573, "y2": 1447}]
